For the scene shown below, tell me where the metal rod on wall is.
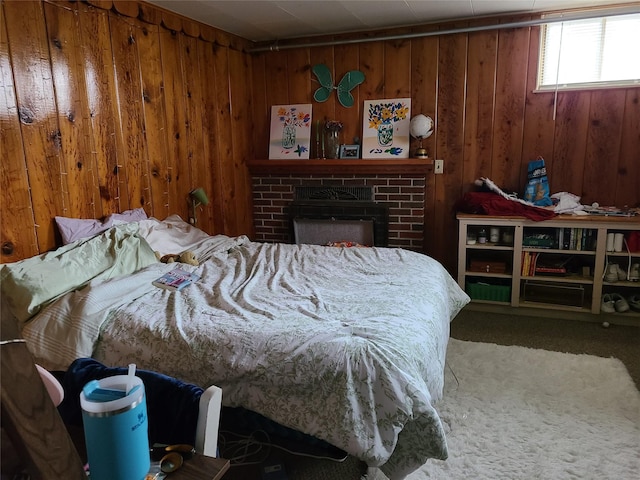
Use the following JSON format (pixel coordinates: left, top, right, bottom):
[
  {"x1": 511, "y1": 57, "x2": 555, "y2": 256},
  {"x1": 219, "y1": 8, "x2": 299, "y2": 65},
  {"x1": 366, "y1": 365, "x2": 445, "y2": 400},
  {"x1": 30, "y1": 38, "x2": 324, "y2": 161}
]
[{"x1": 247, "y1": 5, "x2": 639, "y2": 53}]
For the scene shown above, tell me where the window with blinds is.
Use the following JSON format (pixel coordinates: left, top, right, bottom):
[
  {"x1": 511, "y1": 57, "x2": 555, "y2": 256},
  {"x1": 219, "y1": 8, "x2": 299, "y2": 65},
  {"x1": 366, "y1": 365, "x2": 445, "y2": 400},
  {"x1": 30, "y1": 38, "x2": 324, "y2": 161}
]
[{"x1": 537, "y1": 13, "x2": 640, "y2": 90}]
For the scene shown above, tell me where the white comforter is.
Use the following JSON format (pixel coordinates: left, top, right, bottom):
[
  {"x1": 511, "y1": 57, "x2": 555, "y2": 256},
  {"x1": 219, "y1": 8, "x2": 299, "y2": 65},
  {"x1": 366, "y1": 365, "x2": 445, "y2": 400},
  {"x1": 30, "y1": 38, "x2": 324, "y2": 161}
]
[{"x1": 16, "y1": 219, "x2": 469, "y2": 479}]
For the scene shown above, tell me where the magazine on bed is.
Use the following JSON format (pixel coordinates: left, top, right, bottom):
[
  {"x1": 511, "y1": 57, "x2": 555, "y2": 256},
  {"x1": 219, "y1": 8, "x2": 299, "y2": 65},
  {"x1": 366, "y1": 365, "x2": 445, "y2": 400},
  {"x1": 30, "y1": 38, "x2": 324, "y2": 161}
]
[{"x1": 152, "y1": 267, "x2": 200, "y2": 291}]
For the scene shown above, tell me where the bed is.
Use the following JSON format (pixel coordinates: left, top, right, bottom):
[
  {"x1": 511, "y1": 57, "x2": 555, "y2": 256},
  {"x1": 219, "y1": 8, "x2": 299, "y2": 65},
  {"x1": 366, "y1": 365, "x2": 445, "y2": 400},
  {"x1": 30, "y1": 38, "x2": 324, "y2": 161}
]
[{"x1": 1, "y1": 215, "x2": 469, "y2": 479}]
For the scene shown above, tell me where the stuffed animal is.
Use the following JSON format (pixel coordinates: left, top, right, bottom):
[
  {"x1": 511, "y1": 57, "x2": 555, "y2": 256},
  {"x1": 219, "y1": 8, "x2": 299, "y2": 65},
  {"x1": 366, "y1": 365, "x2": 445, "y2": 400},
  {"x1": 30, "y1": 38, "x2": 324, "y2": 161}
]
[{"x1": 155, "y1": 250, "x2": 199, "y2": 266}]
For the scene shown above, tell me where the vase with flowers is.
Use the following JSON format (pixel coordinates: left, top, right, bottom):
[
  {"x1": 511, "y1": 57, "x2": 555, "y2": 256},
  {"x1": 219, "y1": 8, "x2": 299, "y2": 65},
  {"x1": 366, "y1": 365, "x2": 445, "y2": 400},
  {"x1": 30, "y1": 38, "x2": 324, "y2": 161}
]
[
  {"x1": 276, "y1": 106, "x2": 311, "y2": 150},
  {"x1": 367, "y1": 101, "x2": 409, "y2": 147},
  {"x1": 324, "y1": 120, "x2": 343, "y2": 159}
]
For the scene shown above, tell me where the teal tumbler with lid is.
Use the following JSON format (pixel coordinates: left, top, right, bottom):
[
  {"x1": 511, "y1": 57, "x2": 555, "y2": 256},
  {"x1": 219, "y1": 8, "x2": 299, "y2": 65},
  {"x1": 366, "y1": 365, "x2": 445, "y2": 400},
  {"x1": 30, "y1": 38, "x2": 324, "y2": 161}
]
[{"x1": 80, "y1": 374, "x2": 150, "y2": 480}]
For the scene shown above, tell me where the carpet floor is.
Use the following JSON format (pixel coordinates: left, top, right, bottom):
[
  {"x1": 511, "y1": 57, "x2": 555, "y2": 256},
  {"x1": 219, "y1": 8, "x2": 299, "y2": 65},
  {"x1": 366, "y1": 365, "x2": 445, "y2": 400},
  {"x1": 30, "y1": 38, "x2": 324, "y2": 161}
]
[
  {"x1": 369, "y1": 338, "x2": 640, "y2": 479},
  {"x1": 451, "y1": 307, "x2": 640, "y2": 389}
]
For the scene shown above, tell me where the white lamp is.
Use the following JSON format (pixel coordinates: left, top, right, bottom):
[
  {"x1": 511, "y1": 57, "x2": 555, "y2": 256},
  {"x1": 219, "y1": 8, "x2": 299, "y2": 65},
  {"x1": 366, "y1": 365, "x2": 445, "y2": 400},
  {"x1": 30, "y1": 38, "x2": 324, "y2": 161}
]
[{"x1": 409, "y1": 114, "x2": 434, "y2": 158}]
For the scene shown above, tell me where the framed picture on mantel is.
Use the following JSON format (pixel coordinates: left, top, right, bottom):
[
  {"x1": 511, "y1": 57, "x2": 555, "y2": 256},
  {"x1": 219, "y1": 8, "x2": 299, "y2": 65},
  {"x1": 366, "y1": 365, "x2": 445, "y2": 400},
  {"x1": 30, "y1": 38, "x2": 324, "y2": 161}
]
[
  {"x1": 340, "y1": 144, "x2": 360, "y2": 159},
  {"x1": 269, "y1": 104, "x2": 312, "y2": 159},
  {"x1": 362, "y1": 98, "x2": 411, "y2": 159}
]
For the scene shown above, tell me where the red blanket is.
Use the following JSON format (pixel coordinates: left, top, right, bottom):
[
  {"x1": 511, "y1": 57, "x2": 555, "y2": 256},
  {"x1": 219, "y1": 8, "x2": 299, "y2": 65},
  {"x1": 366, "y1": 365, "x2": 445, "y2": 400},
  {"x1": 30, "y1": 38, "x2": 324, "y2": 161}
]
[{"x1": 456, "y1": 192, "x2": 557, "y2": 221}]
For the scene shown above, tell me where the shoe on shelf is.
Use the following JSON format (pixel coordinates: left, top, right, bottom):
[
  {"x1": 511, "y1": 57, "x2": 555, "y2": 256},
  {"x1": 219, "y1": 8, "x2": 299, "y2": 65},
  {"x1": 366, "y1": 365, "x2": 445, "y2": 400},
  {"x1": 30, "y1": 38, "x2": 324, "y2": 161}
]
[
  {"x1": 617, "y1": 265, "x2": 628, "y2": 281},
  {"x1": 611, "y1": 293, "x2": 630, "y2": 313},
  {"x1": 601, "y1": 294, "x2": 616, "y2": 313},
  {"x1": 629, "y1": 263, "x2": 639, "y2": 282},
  {"x1": 628, "y1": 294, "x2": 640, "y2": 312},
  {"x1": 604, "y1": 264, "x2": 620, "y2": 283}
]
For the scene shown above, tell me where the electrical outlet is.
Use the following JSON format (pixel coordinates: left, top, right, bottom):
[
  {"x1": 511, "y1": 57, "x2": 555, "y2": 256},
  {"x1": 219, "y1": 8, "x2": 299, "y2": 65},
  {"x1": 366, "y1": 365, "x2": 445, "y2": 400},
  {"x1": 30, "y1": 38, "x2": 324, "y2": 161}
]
[{"x1": 434, "y1": 159, "x2": 444, "y2": 174}]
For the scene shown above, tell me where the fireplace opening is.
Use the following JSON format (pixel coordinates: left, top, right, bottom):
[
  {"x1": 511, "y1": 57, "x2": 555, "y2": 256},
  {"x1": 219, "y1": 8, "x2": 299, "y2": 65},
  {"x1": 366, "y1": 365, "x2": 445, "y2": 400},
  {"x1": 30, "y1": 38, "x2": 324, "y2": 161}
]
[
  {"x1": 293, "y1": 218, "x2": 375, "y2": 246},
  {"x1": 289, "y1": 186, "x2": 389, "y2": 247}
]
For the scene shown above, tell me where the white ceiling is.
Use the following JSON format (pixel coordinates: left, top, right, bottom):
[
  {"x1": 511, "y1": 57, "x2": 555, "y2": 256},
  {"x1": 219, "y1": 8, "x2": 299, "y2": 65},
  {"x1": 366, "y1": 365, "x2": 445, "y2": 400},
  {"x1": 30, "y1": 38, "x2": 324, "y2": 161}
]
[{"x1": 145, "y1": 0, "x2": 640, "y2": 42}]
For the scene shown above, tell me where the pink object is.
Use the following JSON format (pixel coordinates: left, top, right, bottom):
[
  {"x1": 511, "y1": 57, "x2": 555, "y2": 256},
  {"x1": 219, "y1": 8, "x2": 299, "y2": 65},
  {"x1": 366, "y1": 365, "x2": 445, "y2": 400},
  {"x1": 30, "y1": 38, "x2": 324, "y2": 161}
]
[{"x1": 36, "y1": 364, "x2": 64, "y2": 406}]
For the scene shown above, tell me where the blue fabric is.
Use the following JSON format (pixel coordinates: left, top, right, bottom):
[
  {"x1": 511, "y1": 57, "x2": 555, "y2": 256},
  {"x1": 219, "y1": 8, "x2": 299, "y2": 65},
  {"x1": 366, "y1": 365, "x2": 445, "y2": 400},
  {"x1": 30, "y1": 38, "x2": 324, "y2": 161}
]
[{"x1": 56, "y1": 358, "x2": 202, "y2": 446}]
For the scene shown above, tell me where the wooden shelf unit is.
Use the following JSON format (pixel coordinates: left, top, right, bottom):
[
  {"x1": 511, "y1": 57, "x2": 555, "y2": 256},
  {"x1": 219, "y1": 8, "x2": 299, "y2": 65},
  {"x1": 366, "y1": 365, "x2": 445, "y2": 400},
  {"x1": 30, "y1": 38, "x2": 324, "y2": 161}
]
[{"x1": 457, "y1": 213, "x2": 640, "y2": 323}]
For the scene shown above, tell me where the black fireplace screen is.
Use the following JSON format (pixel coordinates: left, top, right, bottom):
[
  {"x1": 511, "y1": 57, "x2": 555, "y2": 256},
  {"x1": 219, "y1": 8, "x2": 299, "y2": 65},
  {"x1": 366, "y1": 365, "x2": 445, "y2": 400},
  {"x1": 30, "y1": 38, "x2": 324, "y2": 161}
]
[{"x1": 289, "y1": 186, "x2": 389, "y2": 247}]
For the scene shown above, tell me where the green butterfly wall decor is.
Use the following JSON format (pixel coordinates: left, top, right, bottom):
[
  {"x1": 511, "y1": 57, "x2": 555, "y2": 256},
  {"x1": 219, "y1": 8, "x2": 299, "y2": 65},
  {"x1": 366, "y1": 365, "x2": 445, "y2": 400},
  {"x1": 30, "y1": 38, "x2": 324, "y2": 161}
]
[{"x1": 312, "y1": 64, "x2": 365, "y2": 108}]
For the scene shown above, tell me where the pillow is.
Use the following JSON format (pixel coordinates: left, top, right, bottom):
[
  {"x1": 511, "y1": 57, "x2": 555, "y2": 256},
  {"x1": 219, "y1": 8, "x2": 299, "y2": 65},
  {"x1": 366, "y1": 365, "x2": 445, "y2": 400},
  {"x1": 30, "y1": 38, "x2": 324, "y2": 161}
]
[
  {"x1": 1, "y1": 223, "x2": 157, "y2": 324},
  {"x1": 54, "y1": 217, "x2": 106, "y2": 245},
  {"x1": 55, "y1": 208, "x2": 148, "y2": 245},
  {"x1": 107, "y1": 207, "x2": 148, "y2": 225},
  {"x1": 137, "y1": 214, "x2": 210, "y2": 253}
]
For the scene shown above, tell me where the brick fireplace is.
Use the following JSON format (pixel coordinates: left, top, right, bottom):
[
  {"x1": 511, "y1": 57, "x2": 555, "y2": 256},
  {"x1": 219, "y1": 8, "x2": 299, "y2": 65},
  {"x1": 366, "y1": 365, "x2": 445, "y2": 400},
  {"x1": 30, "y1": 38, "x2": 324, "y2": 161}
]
[{"x1": 248, "y1": 159, "x2": 432, "y2": 251}]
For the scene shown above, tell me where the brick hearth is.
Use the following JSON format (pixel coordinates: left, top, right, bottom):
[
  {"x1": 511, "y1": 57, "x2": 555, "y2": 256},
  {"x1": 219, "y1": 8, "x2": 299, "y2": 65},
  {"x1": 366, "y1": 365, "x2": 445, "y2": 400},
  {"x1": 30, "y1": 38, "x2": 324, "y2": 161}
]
[{"x1": 251, "y1": 174, "x2": 426, "y2": 251}]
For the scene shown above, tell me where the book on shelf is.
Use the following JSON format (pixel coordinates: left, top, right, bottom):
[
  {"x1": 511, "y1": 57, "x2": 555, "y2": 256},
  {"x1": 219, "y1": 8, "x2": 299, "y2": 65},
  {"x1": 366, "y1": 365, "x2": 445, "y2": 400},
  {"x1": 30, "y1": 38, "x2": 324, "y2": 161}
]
[
  {"x1": 523, "y1": 232, "x2": 554, "y2": 248},
  {"x1": 534, "y1": 265, "x2": 567, "y2": 275},
  {"x1": 521, "y1": 252, "x2": 540, "y2": 276},
  {"x1": 521, "y1": 252, "x2": 530, "y2": 276},
  {"x1": 521, "y1": 251, "x2": 576, "y2": 276},
  {"x1": 152, "y1": 267, "x2": 200, "y2": 291},
  {"x1": 556, "y1": 227, "x2": 595, "y2": 251},
  {"x1": 533, "y1": 254, "x2": 574, "y2": 276}
]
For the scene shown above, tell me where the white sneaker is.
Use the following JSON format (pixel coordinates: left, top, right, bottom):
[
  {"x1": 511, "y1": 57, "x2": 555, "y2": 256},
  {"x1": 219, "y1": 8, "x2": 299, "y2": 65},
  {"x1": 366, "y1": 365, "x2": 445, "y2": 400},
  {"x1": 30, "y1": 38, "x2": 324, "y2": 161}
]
[
  {"x1": 617, "y1": 265, "x2": 628, "y2": 281},
  {"x1": 611, "y1": 293, "x2": 630, "y2": 313},
  {"x1": 601, "y1": 294, "x2": 616, "y2": 313},
  {"x1": 629, "y1": 294, "x2": 640, "y2": 311},
  {"x1": 604, "y1": 264, "x2": 620, "y2": 283},
  {"x1": 629, "y1": 263, "x2": 639, "y2": 282}
]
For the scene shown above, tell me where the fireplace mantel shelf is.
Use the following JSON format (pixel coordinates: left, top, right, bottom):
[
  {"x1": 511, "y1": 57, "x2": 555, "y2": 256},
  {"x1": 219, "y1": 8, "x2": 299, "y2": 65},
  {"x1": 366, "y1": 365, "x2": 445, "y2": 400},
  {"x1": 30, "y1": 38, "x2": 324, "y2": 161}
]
[{"x1": 247, "y1": 158, "x2": 434, "y2": 175}]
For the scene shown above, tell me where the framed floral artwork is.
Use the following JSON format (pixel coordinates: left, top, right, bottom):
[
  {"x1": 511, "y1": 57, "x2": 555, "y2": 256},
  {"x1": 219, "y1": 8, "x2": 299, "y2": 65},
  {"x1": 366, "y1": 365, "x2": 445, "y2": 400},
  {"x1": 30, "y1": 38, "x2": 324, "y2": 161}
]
[
  {"x1": 269, "y1": 104, "x2": 312, "y2": 159},
  {"x1": 362, "y1": 98, "x2": 411, "y2": 159}
]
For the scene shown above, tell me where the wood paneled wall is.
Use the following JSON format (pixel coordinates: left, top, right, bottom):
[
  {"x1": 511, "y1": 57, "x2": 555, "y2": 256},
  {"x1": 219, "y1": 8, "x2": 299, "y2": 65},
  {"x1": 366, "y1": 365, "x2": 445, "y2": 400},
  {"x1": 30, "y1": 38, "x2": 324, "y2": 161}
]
[
  {"x1": 2, "y1": 1, "x2": 639, "y2": 274},
  {"x1": 250, "y1": 15, "x2": 640, "y2": 273},
  {"x1": 1, "y1": 0, "x2": 255, "y2": 263}
]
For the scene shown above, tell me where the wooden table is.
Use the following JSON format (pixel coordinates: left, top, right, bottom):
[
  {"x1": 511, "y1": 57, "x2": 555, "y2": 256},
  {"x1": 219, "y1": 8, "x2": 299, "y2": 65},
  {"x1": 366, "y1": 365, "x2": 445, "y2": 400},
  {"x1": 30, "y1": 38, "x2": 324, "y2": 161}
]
[{"x1": 166, "y1": 455, "x2": 230, "y2": 480}]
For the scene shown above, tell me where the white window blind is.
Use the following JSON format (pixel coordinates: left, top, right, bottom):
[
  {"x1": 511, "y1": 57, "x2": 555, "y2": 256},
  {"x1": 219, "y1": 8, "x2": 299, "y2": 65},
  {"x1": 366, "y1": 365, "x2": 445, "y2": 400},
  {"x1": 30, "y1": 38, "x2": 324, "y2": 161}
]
[{"x1": 538, "y1": 13, "x2": 640, "y2": 90}]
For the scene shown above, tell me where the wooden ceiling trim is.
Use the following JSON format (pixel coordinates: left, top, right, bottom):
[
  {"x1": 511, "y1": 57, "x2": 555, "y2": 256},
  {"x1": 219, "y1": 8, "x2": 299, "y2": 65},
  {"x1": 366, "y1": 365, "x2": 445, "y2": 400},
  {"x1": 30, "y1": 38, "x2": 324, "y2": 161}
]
[
  {"x1": 111, "y1": 0, "x2": 139, "y2": 18},
  {"x1": 84, "y1": 0, "x2": 113, "y2": 9},
  {"x1": 77, "y1": 0, "x2": 253, "y2": 51},
  {"x1": 160, "y1": 9, "x2": 182, "y2": 32},
  {"x1": 199, "y1": 23, "x2": 217, "y2": 43},
  {"x1": 181, "y1": 15, "x2": 200, "y2": 38},
  {"x1": 138, "y1": 2, "x2": 162, "y2": 25}
]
